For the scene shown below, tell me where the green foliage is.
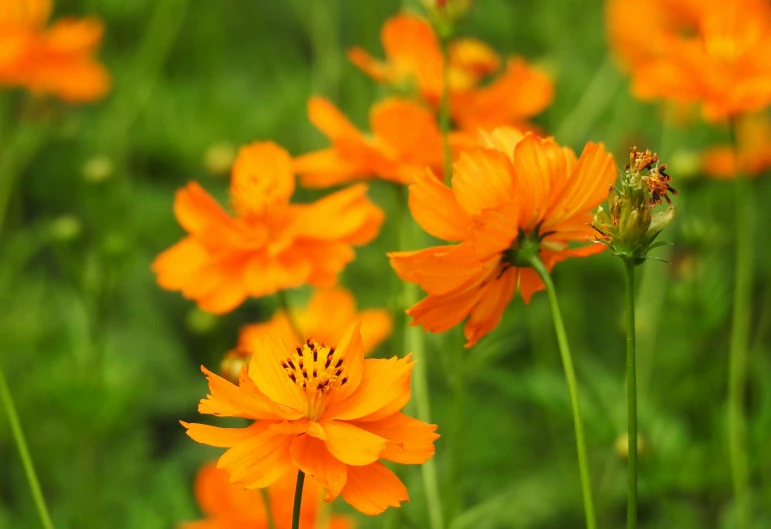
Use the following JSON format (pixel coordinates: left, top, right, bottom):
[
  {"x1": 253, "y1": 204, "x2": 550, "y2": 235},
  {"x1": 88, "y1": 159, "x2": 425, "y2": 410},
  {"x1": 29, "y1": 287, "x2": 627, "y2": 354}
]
[{"x1": 0, "y1": 0, "x2": 770, "y2": 528}]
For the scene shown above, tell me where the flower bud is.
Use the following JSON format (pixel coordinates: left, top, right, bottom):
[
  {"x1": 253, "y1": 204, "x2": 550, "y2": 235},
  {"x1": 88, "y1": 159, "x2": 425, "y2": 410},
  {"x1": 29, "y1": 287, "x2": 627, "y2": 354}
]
[
  {"x1": 591, "y1": 147, "x2": 677, "y2": 264},
  {"x1": 422, "y1": 0, "x2": 473, "y2": 37}
]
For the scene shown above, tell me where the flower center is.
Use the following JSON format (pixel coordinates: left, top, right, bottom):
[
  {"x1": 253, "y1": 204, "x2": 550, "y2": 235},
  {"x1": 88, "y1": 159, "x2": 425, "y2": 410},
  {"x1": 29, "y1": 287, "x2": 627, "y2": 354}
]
[
  {"x1": 280, "y1": 338, "x2": 349, "y2": 421},
  {"x1": 503, "y1": 229, "x2": 545, "y2": 267}
]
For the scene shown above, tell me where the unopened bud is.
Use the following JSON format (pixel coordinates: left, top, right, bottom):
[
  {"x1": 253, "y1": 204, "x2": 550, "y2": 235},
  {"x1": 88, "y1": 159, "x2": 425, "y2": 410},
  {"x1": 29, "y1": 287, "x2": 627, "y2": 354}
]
[{"x1": 204, "y1": 142, "x2": 237, "y2": 177}]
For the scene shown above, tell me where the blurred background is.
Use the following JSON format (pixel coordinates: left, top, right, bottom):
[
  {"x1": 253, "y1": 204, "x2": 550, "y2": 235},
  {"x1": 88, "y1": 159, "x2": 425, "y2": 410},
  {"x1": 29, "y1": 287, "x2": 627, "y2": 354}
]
[{"x1": 1, "y1": 0, "x2": 770, "y2": 528}]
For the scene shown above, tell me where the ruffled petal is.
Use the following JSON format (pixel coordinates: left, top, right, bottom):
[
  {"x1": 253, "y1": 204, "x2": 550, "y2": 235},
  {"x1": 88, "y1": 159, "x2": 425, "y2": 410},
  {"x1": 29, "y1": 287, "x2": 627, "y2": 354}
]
[
  {"x1": 407, "y1": 170, "x2": 470, "y2": 241},
  {"x1": 248, "y1": 335, "x2": 307, "y2": 419},
  {"x1": 452, "y1": 147, "x2": 516, "y2": 215},
  {"x1": 293, "y1": 184, "x2": 383, "y2": 244},
  {"x1": 340, "y1": 461, "x2": 408, "y2": 515},
  {"x1": 389, "y1": 244, "x2": 490, "y2": 296},
  {"x1": 323, "y1": 355, "x2": 413, "y2": 422},
  {"x1": 290, "y1": 434, "x2": 347, "y2": 501},
  {"x1": 197, "y1": 366, "x2": 289, "y2": 420},
  {"x1": 352, "y1": 412, "x2": 438, "y2": 464},
  {"x1": 181, "y1": 421, "x2": 271, "y2": 448},
  {"x1": 324, "y1": 321, "x2": 365, "y2": 405},
  {"x1": 321, "y1": 420, "x2": 388, "y2": 466},
  {"x1": 518, "y1": 267, "x2": 546, "y2": 304},
  {"x1": 463, "y1": 265, "x2": 518, "y2": 347},
  {"x1": 217, "y1": 427, "x2": 296, "y2": 489},
  {"x1": 230, "y1": 142, "x2": 295, "y2": 217}
]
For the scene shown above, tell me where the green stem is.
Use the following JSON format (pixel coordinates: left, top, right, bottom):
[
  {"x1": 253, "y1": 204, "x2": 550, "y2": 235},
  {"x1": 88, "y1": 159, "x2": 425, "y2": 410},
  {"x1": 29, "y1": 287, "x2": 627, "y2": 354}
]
[
  {"x1": 439, "y1": 34, "x2": 452, "y2": 183},
  {"x1": 260, "y1": 488, "x2": 277, "y2": 529},
  {"x1": 623, "y1": 259, "x2": 638, "y2": 529},
  {"x1": 0, "y1": 363, "x2": 55, "y2": 529},
  {"x1": 728, "y1": 128, "x2": 753, "y2": 527},
  {"x1": 291, "y1": 470, "x2": 305, "y2": 529},
  {"x1": 528, "y1": 256, "x2": 597, "y2": 529},
  {"x1": 397, "y1": 189, "x2": 444, "y2": 529}
]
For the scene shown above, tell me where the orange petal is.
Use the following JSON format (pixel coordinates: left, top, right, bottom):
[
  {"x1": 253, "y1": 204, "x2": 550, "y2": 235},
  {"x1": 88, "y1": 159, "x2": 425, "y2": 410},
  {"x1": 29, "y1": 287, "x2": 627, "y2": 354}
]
[
  {"x1": 293, "y1": 184, "x2": 383, "y2": 244},
  {"x1": 238, "y1": 311, "x2": 300, "y2": 351},
  {"x1": 230, "y1": 142, "x2": 295, "y2": 217},
  {"x1": 182, "y1": 421, "x2": 271, "y2": 448},
  {"x1": 218, "y1": 428, "x2": 295, "y2": 489},
  {"x1": 352, "y1": 412, "x2": 438, "y2": 464},
  {"x1": 348, "y1": 46, "x2": 389, "y2": 83},
  {"x1": 321, "y1": 420, "x2": 389, "y2": 466},
  {"x1": 192, "y1": 462, "x2": 267, "y2": 520},
  {"x1": 381, "y1": 14, "x2": 443, "y2": 98},
  {"x1": 340, "y1": 461, "x2": 408, "y2": 515},
  {"x1": 463, "y1": 265, "x2": 518, "y2": 347},
  {"x1": 308, "y1": 96, "x2": 362, "y2": 142},
  {"x1": 407, "y1": 275, "x2": 492, "y2": 334},
  {"x1": 0, "y1": 0, "x2": 51, "y2": 27},
  {"x1": 389, "y1": 244, "x2": 489, "y2": 295},
  {"x1": 510, "y1": 134, "x2": 568, "y2": 228},
  {"x1": 324, "y1": 321, "x2": 365, "y2": 405},
  {"x1": 152, "y1": 237, "x2": 209, "y2": 291},
  {"x1": 407, "y1": 169, "x2": 470, "y2": 241},
  {"x1": 518, "y1": 267, "x2": 545, "y2": 304},
  {"x1": 290, "y1": 433, "x2": 347, "y2": 501},
  {"x1": 324, "y1": 355, "x2": 413, "y2": 422},
  {"x1": 197, "y1": 366, "x2": 289, "y2": 421},
  {"x1": 294, "y1": 148, "x2": 370, "y2": 188},
  {"x1": 452, "y1": 147, "x2": 516, "y2": 215},
  {"x1": 248, "y1": 335, "x2": 307, "y2": 419},
  {"x1": 358, "y1": 309, "x2": 393, "y2": 355},
  {"x1": 477, "y1": 127, "x2": 526, "y2": 162},
  {"x1": 370, "y1": 98, "x2": 443, "y2": 161}
]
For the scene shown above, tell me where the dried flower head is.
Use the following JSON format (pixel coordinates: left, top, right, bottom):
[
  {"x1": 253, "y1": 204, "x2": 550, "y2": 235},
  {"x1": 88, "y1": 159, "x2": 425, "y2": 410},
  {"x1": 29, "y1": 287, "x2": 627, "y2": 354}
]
[{"x1": 592, "y1": 147, "x2": 677, "y2": 264}]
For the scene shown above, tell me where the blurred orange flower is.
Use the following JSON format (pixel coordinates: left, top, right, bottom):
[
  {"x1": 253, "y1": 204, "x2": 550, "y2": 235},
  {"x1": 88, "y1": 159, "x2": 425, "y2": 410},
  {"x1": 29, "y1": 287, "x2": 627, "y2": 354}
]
[
  {"x1": 221, "y1": 287, "x2": 392, "y2": 382},
  {"x1": 389, "y1": 127, "x2": 616, "y2": 347},
  {"x1": 152, "y1": 142, "x2": 383, "y2": 314},
  {"x1": 607, "y1": 0, "x2": 771, "y2": 121},
  {"x1": 0, "y1": 0, "x2": 110, "y2": 101},
  {"x1": 348, "y1": 13, "x2": 552, "y2": 131},
  {"x1": 293, "y1": 97, "x2": 474, "y2": 186},
  {"x1": 180, "y1": 462, "x2": 354, "y2": 529},
  {"x1": 702, "y1": 113, "x2": 771, "y2": 178},
  {"x1": 182, "y1": 322, "x2": 438, "y2": 515}
]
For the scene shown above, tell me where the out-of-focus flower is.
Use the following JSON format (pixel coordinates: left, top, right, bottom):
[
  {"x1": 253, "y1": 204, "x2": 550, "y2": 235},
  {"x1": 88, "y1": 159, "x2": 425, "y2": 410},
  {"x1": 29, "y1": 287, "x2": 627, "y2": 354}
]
[
  {"x1": 221, "y1": 287, "x2": 392, "y2": 383},
  {"x1": 702, "y1": 113, "x2": 771, "y2": 178},
  {"x1": 0, "y1": 0, "x2": 110, "y2": 101},
  {"x1": 179, "y1": 462, "x2": 354, "y2": 529},
  {"x1": 182, "y1": 322, "x2": 439, "y2": 515},
  {"x1": 348, "y1": 14, "x2": 552, "y2": 131},
  {"x1": 592, "y1": 147, "x2": 677, "y2": 264},
  {"x1": 389, "y1": 127, "x2": 615, "y2": 347},
  {"x1": 152, "y1": 142, "x2": 383, "y2": 314},
  {"x1": 606, "y1": 0, "x2": 771, "y2": 122},
  {"x1": 293, "y1": 97, "x2": 474, "y2": 187}
]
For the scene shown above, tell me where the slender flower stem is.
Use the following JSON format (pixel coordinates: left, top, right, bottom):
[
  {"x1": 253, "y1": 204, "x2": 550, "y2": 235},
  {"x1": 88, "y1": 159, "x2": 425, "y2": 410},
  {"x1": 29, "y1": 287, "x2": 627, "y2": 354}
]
[
  {"x1": 396, "y1": 187, "x2": 444, "y2": 529},
  {"x1": 259, "y1": 488, "x2": 277, "y2": 529},
  {"x1": 623, "y1": 259, "x2": 638, "y2": 529},
  {"x1": 0, "y1": 363, "x2": 55, "y2": 529},
  {"x1": 727, "y1": 117, "x2": 753, "y2": 528},
  {"x1": 528, "y1": 256, "x2": 597, "y2": 529},
  {"x1": 438, "y1": 33, "x2": 452, "y2": 183},
  {"x1": 291, "y1": 470, "x2": 306, "y2": 529}
]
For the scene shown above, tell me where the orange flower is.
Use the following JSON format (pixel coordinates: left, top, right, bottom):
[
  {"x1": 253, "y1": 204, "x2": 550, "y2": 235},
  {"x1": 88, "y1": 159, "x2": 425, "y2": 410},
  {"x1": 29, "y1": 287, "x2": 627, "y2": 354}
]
[
  {"x1": 702, "y1": 113, "x2": 771, "y2": 178},
  {"x1": 180, "y1": 462, "x2": 354, "y2": 529},
  {"x1": 221, "y1": 287, "x2": 392, "y2": 382},
  {"x1": 0, "y1": 0, "x2": 110, "y2": 101},
  {"x1": 182, "y1": 322, "x2": 439, "y2": 515},
  {"x1": 389, "y1": 127, "x2": 616, "y2": 347},
  {"x1": 152, "y1": 142, "x2": 383, "y2": 314},
  {"x1": 606, "y1": 0, "x2": 771, "y2": 121},
  {"x1": 293, "y1": 96, "x2": 474, "y2": 186},
  {"x1": 348, "y1": 13, "x2": 552, "y2": 131}
]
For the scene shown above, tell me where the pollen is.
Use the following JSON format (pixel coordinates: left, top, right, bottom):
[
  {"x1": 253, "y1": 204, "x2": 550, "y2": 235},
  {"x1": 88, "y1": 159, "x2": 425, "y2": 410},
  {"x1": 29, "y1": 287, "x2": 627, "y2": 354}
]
[
  {"x1": 643, "y1": 164, "x2": 677, "y2": 205},
  {"x1": 280, "y1": 338, "x2": 349, "y2": 420}
]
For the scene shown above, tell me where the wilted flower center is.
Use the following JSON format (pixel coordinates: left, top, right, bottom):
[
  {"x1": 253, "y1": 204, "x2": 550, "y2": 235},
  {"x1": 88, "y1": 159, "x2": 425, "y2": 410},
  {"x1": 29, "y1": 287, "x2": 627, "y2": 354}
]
[{"x1": 281, "y1": 338, "x2": 349, "y2": 421}]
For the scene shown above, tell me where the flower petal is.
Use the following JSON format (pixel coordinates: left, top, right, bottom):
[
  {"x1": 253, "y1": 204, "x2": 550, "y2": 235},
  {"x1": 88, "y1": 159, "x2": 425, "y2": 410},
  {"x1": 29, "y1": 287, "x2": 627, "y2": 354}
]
[
  {"x1": 323, "y1": 355, "x2": 413, "y2": 421},
  {"x1": 352, "y1": 412, "x2": 439, "y2": 464},
  {"x1": 452, "y1": 147, "x2": 516, "y2": 215},
  {"x1": 217, "y1": 427, "x2": 295, "y2": 489},
  {"x1": 249, "y1": 335, "x2": 307, "y2": 419},
  {"x1": 340, "y1": 461, "x2": 408, "y2": 515},
  {"x1": 181, "y1": 421, "x2": 271, "y2": 448},
  {"x1": 408, "y1": 169, "x2": 470, "y2": 241},
  {"x1": 197, "y1": 366, "x2": 289, "y2": 421},
  {"x1": 290, "y1": 434, "x2": 347, "y2": 501},
  {"x1": 230, "y1": 142, "x2": 295, "y2": 217},
  {"x1": 463, "y1": 265, "x2": 518, "y2": 347},
  {"x1": 321, "y1": 420, "x2": 389, "y2": 466},
  {"x1": 324, "y1": 321, "x2": 365, "y2": 405},
  {"x1": 389, "y1": 244, "x2": 490, "y2": 296}
]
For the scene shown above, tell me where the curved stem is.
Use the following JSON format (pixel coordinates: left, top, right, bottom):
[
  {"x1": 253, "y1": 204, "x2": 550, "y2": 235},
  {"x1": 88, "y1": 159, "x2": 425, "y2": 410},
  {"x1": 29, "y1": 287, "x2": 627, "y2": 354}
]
[
  {"x1": 528, "y1": 256, "x2": 597, "y2": 529},
  {"x1": 439, "y1": 34, "x2": 452, "y2": 183},
  {"x1": 291, "y1": 470, "x2": 305, "y2": 529},
  {"x1": 623, "y1": 259, "x2": 638, "y2": 529},
  {"x1": 0, "y1": 363, "x2": 55, "y2": 529},
  {"x1": 728, "y1": 131, "x2": 753, "y2": 527},
  {"x1": 259, "y1": 488, "x2": 277, "y2": 529}
]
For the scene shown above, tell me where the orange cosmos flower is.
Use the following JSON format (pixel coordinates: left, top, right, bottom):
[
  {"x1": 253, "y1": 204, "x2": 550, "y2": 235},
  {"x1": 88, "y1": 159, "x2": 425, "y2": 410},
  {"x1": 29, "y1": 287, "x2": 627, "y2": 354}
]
[
  {"x1": 348, "y1": 13, "x2": 552, "y2": 132},
  {"x1": 182, "y1": 322, "x2": 438, "y2": 515},
  {"x1": 221, "y1": 287, "x2": 392, "y2": 382},
  {"x1": 702, "y1": 113, "x2": 771, "y2": 178},
  {"x1": 607, "y1": 0, "x2": 771, "y2": 121},
  {"x1": 389, "y1": 127, "x2": 616, "y2": 347},
  {"x1": 152, "y1": 142, "x2": 383, "y2": 314},
  {"x1": 180, "y1": 463, "x2": 354, "y2": 529},
  {"x1": 0, "y1": 0, "x2": 110, "y2": 101},
  {"x1": 293, "y1": 96, "x2": 474, "y2": 187}
]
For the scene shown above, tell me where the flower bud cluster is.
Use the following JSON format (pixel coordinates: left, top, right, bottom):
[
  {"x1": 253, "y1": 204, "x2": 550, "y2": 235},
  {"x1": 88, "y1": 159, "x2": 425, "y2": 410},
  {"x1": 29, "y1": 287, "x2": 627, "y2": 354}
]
[{"x1": 592, "y1": 147, "x2": 677, "y2": 265}]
